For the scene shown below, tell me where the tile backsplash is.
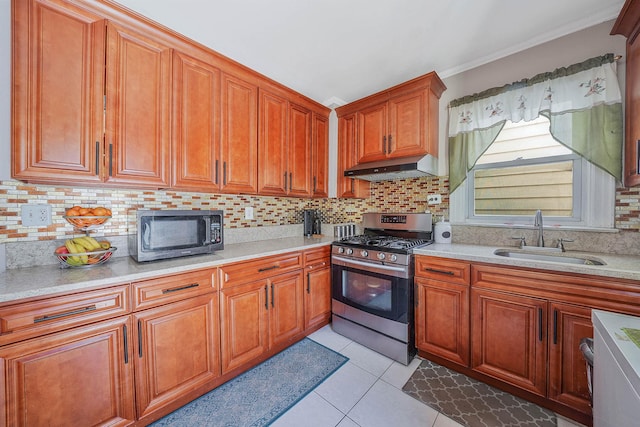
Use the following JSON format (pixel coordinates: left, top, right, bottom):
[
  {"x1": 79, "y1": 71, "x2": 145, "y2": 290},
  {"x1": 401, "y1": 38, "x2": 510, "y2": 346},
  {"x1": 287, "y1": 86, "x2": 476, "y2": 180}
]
[{"x1": 2, "y1": 175, "x2": 640, "y2": 268}]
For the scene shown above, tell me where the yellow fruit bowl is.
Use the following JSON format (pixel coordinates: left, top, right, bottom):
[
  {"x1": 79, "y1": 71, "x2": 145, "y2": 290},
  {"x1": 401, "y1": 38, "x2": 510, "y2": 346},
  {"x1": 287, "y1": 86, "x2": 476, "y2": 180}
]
[
  {"x1": 64, "y1": 215, "x2": 111, "y2": 230},
  {"x1": 55, "y1": 247, "x2": 117, "y2": 269}
]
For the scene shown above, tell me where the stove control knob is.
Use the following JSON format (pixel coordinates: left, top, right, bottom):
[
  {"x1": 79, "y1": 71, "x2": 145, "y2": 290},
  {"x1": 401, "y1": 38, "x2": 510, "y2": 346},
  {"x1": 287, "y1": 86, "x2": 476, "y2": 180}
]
[
  {"x1": 377, "y1": 253, "x2": 386, "y2": 260},
  {"x1": 338, "y1": 247, "x2": 345, "y2": 254},
  {"x1": 389, "y1": 254, "x2": 398, "y2": 262},
  {"x1": 346, "y1": 248, "x2": 353, "y2": 255},
  {"x1": 360, "y1": 250, "x2": 368, "y2": 257}
]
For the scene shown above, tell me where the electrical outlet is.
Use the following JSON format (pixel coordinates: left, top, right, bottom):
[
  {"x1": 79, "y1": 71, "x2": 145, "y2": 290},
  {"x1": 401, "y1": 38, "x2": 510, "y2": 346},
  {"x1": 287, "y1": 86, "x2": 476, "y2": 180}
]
[
  {"x1": 245, "y1": 206, "x2": 254, "y2": 220},
  {"x1": 21, "y1": 204, "x2": 52, "y2": 227},
  {"x1": 427, "y1": 194, "x2": 442, "y2": 205}
]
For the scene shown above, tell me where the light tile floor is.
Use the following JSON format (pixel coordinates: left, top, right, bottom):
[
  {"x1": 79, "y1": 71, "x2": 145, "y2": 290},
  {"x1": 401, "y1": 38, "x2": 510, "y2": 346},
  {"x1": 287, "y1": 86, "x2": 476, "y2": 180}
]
[{"x1": 271, "y1": 325, "x2": 587, "y2": 427}]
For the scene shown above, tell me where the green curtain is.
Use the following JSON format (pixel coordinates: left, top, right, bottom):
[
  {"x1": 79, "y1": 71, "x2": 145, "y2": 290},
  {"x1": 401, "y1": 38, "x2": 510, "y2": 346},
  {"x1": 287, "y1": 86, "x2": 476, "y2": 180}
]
[{"x1": 448, "y1": 54, "x2": 623, "y2": 193}]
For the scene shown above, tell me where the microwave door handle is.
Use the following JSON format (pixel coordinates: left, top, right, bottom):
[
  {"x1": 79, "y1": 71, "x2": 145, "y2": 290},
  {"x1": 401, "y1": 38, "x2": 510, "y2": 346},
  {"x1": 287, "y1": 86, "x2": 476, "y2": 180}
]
[
  {"x1": 331, "y1": 255, "x2": 406, "y2": 273},
  {"x1": 142, "y1": 223, "x2": 151, "y2": 248},
  {"x1": 204, "y1": 216, "x2": 211, "y2": 245}
]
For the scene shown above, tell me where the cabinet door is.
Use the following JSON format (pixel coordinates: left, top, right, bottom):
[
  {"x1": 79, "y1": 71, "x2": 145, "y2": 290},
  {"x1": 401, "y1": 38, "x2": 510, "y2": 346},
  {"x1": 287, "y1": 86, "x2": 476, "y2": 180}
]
[
  {"x1": 219, "y1": 280, "x2": 268, "y2": 374},
  {"x1": 105, "y1": 22, "x2": 171, "y2": 187},
  {"x1": 269, "y1": 270, "x2": 305, "y2": 348},
  {"x1": 134, "y1": 293, "x2": 220, "y2": 418},
  {"x1": 311, "y1": 113, "x2": 329, "y2": 198},
  {"x1": 0, "y1": 316, "x2": 135, "y2": 427},
  {"x1": 12, "y1": 0, "x2": 105, "y2": 184},
  {"x1": 221, "y1": 73, "x2": 258, "y2": 193},
  {"x1": 471, "y1": 288, "x2": 547, "y2": 396},
  {"x1": 258, "y1": 89, "x2": 288, "y2": 195},
  {"x1": 625, "y1": 31, "x2": 640, "y2": 186},
  {"x1": 304, "y1": 262, "x2": 331, "y2": 330},
  {"x1": 172, "y1": 51, "x2": 221, "y2": 190},
  {"x1": 547, "y1": 302, "x2": 593, "y2": 415},
  {"x1": 357, "y1": 102, "x2": 388, "y2": 163},
  {"x1": 415, "y1": 278, "x2": 469, "y2": 366},
  {"x1": 338, "y1": 114, "x2": 368, "y2": 198},
  {"x1": 287, "y1": 103, "x2": 312, "y2": 197},
  {"x1": 388, "y1": 90, "x2": 426, "y2": 158}
]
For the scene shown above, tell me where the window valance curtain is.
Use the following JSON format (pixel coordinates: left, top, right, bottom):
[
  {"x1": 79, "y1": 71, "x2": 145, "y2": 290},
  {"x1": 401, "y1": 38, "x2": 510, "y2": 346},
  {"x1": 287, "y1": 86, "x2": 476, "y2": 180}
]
[{"x1": 447, "y1": 53, "x2": 623, "y2": 193}]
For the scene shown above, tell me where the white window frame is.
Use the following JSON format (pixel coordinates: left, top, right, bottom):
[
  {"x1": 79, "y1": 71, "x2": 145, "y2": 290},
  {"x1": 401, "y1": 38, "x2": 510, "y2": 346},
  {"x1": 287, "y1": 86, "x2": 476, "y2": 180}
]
[{"x1": 450, "y1": 157, "x2": 615, "y2": 231}]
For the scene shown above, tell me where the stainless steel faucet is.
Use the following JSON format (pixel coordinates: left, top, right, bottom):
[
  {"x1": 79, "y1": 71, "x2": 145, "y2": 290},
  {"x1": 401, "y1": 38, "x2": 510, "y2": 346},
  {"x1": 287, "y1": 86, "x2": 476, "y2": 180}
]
[{"x1": 534, "y1": 209, "x2": 544, "y2": 247}]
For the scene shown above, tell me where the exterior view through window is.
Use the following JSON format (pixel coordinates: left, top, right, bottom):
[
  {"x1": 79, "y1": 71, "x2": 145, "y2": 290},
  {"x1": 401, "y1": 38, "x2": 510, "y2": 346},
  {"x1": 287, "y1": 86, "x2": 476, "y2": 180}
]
[{"x1": 470, "y1": 116, "x2": 578, "y2": 218}]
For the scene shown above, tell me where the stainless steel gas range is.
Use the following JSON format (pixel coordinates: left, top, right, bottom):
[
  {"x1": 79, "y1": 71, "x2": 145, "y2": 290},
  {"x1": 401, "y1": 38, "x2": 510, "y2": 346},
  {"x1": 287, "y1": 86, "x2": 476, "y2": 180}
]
[{"x1": 331, "y1": 212, "x2": 433, "y2": 365}]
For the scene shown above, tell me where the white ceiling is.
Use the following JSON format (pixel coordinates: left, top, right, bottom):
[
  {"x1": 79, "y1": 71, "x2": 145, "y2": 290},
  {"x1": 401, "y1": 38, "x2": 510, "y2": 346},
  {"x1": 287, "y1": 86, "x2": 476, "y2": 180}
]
[{"x1": 116, "y1": 0, "x2": 626, "y2": 106}]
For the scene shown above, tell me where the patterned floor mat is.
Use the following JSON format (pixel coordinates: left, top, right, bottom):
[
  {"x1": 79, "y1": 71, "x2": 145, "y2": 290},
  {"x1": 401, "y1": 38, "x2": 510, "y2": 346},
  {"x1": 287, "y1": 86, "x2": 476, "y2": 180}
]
[{"x1": 402, "y1": 359, "x2": 557, "y2": 427}]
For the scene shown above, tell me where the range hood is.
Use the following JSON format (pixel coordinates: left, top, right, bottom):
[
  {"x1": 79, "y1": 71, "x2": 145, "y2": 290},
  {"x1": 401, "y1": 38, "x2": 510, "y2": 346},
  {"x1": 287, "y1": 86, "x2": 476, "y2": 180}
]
[{"x1": 344, "y1": 154, "x2": 438, "y2": 181}]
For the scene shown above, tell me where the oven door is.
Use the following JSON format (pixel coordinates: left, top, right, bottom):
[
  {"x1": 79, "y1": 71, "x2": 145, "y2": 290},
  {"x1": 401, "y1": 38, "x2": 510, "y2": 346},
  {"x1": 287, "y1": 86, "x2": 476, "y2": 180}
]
[{"x1": 331, "y1": 255, "x2": 411, "y2": 323}]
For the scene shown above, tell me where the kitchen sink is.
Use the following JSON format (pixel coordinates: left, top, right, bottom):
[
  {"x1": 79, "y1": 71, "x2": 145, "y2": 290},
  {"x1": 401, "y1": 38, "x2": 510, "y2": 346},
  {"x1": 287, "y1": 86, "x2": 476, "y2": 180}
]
[{"x1": 493, "y1": 248, "x2": 606, "y2": 266}]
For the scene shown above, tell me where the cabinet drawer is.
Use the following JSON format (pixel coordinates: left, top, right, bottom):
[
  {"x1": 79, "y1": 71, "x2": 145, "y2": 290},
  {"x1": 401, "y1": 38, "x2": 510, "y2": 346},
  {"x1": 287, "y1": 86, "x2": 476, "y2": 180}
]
[
  {"x1": 304, "y1": 246, "x2": 330, "y2": 267},
  {"x1": 0, "y1": 285, "x2": 130, "y2": 346},
  {"x1": 220, "y1": 252, "x2": 303, "y2": 288},
  {"x1": 415, "y1": 256, "x2": 470, "y2": 285},
  {"x1": 132, "y1": 269, "x2": 216, "y2": 311}
]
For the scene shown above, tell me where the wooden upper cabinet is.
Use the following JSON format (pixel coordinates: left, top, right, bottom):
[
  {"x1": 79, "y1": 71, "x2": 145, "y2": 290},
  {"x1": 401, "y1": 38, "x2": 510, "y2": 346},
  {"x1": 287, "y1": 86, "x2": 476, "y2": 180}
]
[
  {"x1": 104, "y1": 22, "x2": 172, "y2": 187},
  {"x1": 612, "y1": 0, "x2": 640, "y2": 186},
  {"x1": 258, "y1": 87, "x2": 314, "y2": 197},
  {"x1": 337, "y1": 113, "x2": 369, "y2": 198},
  {"x1": 221, "y1": 72, "x2": 259, "y2": 194},
  {"x1": 12, "y1": 0, "x2": 106, "y2": 184},
  {"x1": 337, "y1": 71, "x2": 445, "y2": 167},
  {"x1": 311, "y1": 113, "x2": 329, "y2": 198},
  {"x1": 258, "y1": 89, "x2": 289, "y2": 195},
  {"x1": 172, "y1": 51, "x2": 222, "y2": 191}
]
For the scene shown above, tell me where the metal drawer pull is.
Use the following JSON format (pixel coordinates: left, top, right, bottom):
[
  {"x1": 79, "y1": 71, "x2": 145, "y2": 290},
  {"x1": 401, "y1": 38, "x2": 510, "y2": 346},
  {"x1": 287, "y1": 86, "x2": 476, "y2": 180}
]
[
  {"x1": 307, "y1": 272, "x2": 311, "y2": 293},
  {"x1": 425, "y1": 267, "x2": 454, "y2": 276},
  {"x1": 258, "y1": 265, "x2": 279, "y2": 272},
  {"x1": 34, "y1": 305, "x2": 97, "y2": 323},
  {"x1": 265, "y1": 285, "x2": 269, "y2": 310},
  {"x1": 162, "y1": 283, "x2": 199, "y2": 294},
  {"x1": 271, "y1": 284, "x2": 275, "y2": 308}
]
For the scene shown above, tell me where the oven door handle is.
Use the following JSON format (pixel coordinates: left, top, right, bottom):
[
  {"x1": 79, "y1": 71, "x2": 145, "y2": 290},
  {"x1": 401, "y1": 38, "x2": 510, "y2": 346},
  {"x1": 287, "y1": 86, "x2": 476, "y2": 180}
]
[{"x1": 332, "y1": 255, "x2": 407, "y2": 273}]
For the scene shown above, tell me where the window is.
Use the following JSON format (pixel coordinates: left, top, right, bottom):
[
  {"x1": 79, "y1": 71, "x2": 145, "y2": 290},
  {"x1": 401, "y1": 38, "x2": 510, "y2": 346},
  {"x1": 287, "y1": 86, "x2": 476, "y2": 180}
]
[{"x1": 450, "y1": 116, "x2": 615, "y2": 229}]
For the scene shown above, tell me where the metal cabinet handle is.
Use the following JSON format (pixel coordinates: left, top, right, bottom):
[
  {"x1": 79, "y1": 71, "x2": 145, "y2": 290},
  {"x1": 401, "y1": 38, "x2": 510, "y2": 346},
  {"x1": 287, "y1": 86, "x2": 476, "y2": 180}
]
[
  {"x1": 162, "y1": 283, "x2": 199, "y2": 294},
  {"x1": 289, "y1": 172, "x2": 292, "y2": 191},
  {"x1": 538, "y1": 308, "x2": 543, "y2": 342},
  {"x1": 215, "y1": 160, "x2": 219, "y2": 184},
  {"x1": 553, "y1": 309, "x2": 558, "y2": 344},
  {"x1": 271, "y1": 284, "x2": 275, "y2": 308},
  {"x1": 258, "y1": 265, "x2": 279, "y2": 272},
  {"x1": 306, "y1": 272, "x2": 311, "y2": 293},
  {"x1": 313, "y1": 176, "x2": 317, "y2": 193},
  {"x1": 223, "y1": 161, "x2": 227, "y2": 185},
  {"x1": 424, "y1": 267, "x2": 454, "y2": 276},
  {"x1": 34, "y1": 305, "x2": 97, "y2": 323},
  {"x1": 108, "y1": 144, "x2": 113, "y2": 176},
  {"x1": 264, "y1": 285, "x2": 269, "y2": 310},
  {"x1": 123, "y1": 324, "x2": 129, "y2": 364},
  {"x1": 95, "y1": 141, "x2": 100, "y2": 175},
  {"x1": 382, "y1": 135, "x2": 387, "y2": 154},
  {"x1": 138, "y1": 319, "x2": 143, "y2": 358},
  {"x1": 388, "y1": 135, "x2": 392, "y2": 152}
]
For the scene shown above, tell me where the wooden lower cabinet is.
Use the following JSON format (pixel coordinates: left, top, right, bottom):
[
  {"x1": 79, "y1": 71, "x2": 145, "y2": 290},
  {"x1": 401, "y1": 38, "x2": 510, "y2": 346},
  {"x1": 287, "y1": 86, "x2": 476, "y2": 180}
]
[
  {"x1": 547, "y1": 302, "x2": 593, "y2": 414},
  {"x1": 415, "y1": 278, "x2": 469, "y2": 366},
  {"x1": 0, "y1": 316, "x2": 135, "y2": 427},
  {"x1": 304, "y1": 248, "x2": 331, "y2": 330},
  {"x1": 471, "y1": 288, "x2": 547, "y2": 396},
  {"x1": 133, "y1": 293, "x2": 220, "y2": 420},
  {"x1": 220, "y1": 269, "x2": 304, "y2": 374}
]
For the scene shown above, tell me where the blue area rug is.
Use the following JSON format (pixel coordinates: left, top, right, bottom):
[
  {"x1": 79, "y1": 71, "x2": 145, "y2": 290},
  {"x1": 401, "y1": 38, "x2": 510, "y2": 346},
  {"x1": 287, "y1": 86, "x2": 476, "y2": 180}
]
[{"x1": 151, "y1": 338, "x2": 348, "y2": 426}]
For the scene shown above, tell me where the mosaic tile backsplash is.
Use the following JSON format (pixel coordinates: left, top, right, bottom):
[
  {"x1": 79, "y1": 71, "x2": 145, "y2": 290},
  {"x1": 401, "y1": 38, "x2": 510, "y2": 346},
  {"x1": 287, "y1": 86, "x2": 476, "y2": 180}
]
[{"x1": 2, "y1": 175, "x2": 640, "y2": 268}]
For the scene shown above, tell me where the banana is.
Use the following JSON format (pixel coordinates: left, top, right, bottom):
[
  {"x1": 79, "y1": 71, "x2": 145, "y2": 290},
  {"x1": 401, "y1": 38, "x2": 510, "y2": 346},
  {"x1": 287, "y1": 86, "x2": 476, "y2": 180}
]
[
  {"x1": 64, "y1": 240, "x2": 81, "y2": 263},
  {"x1": 76, "y1": 236, "x2": 101, "y2": 251},
  {"x1": 84, "y1": 236, "x2": 102, "y2": 251},
  {"x1": 99, "y1": 240, "x2": 111, "y2": 250},
  {"x1": 72, "y1": 238, "x2": 92, "y2": 252}
]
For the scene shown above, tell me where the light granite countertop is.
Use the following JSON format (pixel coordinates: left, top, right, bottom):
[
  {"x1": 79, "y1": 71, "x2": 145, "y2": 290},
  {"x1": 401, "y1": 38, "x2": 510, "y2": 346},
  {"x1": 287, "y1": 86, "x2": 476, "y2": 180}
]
[
  {"x1": 415, "y1": 243, "x2": 640, "y2": 282},
  {"x1": 0, "y1": 236, "x2": 335, "y2": 304}
]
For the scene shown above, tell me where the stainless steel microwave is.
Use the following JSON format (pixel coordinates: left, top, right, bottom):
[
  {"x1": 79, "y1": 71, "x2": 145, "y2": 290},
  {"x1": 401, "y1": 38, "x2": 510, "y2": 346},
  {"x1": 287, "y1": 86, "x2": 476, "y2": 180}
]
[{"x1": 129, "y1": 210, "x2": 223, "y2": 262}]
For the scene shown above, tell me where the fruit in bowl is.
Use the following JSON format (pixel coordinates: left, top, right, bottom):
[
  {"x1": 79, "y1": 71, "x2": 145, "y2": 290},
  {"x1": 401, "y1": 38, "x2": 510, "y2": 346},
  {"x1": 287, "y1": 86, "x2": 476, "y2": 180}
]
[
  {"x1": 64, "y1": 205, "x2": 112, "y2": 229},
  {"x1": 55, "y1": 237, "x2": 115, "y2": 268}
]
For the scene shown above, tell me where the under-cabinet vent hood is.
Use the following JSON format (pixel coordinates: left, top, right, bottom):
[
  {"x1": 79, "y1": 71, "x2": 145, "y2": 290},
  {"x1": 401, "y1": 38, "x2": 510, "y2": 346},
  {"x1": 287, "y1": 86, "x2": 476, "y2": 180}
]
[{"x1": 344, "y1": 154, "x2": 438, "y2": 181}]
